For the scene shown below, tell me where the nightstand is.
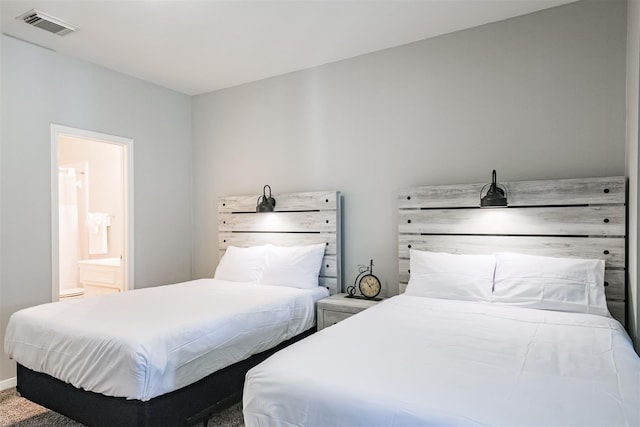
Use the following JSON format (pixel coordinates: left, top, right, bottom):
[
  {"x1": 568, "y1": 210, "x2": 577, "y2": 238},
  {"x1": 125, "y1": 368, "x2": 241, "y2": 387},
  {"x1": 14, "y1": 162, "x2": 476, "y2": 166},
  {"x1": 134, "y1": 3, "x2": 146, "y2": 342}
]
[{"x1": 316, "y1": 293, "x2": 384, "y2": 331}]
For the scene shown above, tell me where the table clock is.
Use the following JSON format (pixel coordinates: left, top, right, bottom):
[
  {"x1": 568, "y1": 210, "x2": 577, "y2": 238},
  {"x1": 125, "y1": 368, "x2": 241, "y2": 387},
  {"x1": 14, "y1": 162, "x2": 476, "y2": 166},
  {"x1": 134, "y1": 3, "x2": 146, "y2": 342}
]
[{"x1": 346, "y1": 259, "x2": 382, "y2": 300}]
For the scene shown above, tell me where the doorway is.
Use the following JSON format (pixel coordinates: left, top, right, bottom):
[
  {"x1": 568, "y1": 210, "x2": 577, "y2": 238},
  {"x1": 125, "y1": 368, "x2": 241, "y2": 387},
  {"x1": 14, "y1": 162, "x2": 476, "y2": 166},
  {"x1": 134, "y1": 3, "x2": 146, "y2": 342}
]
[{"x1": 51, "y1": 125, "x2": 134, "y2": 301}]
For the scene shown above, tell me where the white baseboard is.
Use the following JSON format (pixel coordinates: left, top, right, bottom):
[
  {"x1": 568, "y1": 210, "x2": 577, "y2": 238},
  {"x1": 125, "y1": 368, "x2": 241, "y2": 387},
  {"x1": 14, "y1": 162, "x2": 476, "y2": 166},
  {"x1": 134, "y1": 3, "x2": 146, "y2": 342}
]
[{"x1": 0, "y1": 377, "x2": 17, "y2": 391}]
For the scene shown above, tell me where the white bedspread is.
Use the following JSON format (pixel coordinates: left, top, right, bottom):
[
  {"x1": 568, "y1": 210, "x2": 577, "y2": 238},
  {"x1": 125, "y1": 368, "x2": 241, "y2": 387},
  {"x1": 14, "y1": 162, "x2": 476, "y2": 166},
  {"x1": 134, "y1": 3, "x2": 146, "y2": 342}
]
[
  {"x1": 5, "y1": 279, "x2": 328, "y2": 401},
  {"x1": 244, "y1": 295, "x2": 640, "y2": 427}
]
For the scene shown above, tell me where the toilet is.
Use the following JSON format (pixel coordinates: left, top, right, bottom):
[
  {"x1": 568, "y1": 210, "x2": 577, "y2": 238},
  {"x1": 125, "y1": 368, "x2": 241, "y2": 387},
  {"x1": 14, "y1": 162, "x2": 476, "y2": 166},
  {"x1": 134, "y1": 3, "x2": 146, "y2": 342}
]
[{"x1": 60, "y1": 287, "x2": 85, "y2": 300}]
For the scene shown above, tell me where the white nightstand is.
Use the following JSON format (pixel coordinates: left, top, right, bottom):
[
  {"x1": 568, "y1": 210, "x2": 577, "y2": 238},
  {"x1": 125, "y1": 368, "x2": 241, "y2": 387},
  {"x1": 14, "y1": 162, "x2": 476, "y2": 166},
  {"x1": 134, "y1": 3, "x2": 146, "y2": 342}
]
[{"x1": 316, "y1": 293, "x2": 384, "y2": 331}]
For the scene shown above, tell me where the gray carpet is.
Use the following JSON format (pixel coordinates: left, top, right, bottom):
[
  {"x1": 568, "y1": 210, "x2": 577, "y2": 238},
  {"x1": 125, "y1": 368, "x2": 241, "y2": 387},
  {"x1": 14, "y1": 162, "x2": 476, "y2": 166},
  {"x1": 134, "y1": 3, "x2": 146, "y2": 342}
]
[{"x1": 0, "y1": 388, "x2": 244, "y2": 427}]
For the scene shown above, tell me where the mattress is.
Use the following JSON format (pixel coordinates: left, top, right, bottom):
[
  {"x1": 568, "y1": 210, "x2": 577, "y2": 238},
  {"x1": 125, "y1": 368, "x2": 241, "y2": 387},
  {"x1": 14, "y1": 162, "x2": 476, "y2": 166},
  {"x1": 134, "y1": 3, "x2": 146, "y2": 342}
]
[
  {"x1": 243, "y1": 294, "x2": 640, "y2": 427},
  {"x1": 5, "y1": 279, "x2": 328, "y2": 401}
]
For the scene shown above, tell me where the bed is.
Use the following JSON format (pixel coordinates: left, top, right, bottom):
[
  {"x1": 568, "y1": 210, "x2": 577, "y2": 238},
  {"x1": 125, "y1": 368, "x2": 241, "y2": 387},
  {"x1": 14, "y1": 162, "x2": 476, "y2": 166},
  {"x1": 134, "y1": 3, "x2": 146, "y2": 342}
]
[
  {"x1": 243, "y1": 176, "x2": 640, "y2": 426},
  {"x1": 5, "y1": 190, "x2": 342, "y2": 427}
]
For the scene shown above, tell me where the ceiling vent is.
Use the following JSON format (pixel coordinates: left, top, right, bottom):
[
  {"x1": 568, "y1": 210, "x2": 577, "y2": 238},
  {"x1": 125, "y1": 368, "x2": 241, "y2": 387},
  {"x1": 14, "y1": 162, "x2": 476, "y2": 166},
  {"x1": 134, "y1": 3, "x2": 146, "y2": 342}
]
[{"x1": 17, "y1": 9, "x2": 78, "y2": 36}]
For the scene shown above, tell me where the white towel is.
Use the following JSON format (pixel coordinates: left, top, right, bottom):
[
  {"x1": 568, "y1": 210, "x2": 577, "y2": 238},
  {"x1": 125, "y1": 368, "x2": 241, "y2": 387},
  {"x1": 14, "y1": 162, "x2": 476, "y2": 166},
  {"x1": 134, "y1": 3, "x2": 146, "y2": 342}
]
[{"x1": 87, "y1": 212, "x2": 111, "y2": 254}]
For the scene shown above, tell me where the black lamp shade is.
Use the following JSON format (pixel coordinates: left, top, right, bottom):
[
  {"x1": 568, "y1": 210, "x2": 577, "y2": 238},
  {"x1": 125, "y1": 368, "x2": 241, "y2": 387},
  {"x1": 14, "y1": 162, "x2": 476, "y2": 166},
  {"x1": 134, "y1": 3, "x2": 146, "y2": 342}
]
[
  {"x1": 480, "y1": 170, "x2": 508, "y2": 207},
  {"x1": 256, "y1": 185, "x2": 276, "y2": 212}
]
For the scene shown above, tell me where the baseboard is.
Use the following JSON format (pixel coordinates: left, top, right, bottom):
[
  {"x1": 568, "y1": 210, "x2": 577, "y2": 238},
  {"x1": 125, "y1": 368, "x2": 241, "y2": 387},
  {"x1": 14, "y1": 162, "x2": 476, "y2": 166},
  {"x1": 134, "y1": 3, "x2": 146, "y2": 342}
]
[{"x1": 0, "y1": 376, "x2": 17, "y2": 391}]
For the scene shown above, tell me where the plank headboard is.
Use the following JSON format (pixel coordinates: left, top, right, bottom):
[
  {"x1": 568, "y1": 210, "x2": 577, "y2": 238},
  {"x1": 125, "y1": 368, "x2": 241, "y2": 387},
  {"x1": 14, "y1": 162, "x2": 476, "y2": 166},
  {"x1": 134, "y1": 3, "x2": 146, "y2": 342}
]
[
  {"x1": 218, "y1": 190, "x2": 342, "y2": 295},
  {"x1": 398, "y1": 176, "x2": 627, "y2": 325}
]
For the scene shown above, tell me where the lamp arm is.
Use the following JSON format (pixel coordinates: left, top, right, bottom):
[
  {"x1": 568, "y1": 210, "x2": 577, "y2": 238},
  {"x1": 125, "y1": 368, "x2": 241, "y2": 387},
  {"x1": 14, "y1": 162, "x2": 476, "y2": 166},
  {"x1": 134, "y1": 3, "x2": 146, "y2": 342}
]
[{"x1": 491, "y1": 170, "x2": 498, "y2": 192}]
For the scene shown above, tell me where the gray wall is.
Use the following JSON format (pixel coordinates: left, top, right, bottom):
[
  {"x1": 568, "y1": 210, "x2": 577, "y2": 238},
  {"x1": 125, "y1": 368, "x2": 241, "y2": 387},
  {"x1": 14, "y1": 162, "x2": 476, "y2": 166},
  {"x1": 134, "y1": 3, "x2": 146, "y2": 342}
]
[
  {"x1": 627, "y1": 0, "x2": 640, "y2": 352},
  {"x1": 0, "y1": 35, "x2": 193, "y2": 382},
  {"x1": 192, "y1": 1, "x2": 627, "y2": 299}
]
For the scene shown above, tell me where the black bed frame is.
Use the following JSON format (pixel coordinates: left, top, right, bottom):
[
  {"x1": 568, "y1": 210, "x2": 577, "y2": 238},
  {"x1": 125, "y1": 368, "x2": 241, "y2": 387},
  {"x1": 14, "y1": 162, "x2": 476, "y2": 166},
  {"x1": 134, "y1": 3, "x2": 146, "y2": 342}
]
[{"x1": 16, "y1": 328, "x2": 314, "y2": 427}]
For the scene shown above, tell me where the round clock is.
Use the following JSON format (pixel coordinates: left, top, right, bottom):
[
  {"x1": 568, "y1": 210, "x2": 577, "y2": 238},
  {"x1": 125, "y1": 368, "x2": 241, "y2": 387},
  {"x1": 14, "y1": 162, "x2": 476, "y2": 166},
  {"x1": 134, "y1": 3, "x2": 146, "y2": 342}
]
[{"x1": 358, "y1": 273, "x2": 381, "y2": 299}]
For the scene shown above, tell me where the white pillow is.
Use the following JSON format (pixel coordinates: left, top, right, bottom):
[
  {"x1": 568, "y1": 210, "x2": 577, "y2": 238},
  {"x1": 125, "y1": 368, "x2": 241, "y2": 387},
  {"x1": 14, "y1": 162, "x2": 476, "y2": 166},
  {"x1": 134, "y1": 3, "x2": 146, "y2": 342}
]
[
  {"x1": 405, "y1": 250, "x2": 496, "y2": 302},
  {"x1": 492, "y1": 252, "x2": 609, "y2": 317},
  {"x1": 214, "y1": 245, "x2": 267, "y2": 283},
  {"x1": 260, "y1": 243, "x2": 326, "y2": 289}
]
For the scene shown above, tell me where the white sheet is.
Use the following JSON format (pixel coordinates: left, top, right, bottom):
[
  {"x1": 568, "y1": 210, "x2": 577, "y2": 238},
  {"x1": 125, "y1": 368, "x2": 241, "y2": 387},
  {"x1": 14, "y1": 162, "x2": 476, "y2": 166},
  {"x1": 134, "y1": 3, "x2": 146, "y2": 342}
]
[
  {"x1": 5, "y1": 279, "x2": 328, "y2": 401},
  {"x1": 244, "y1": 295, "x2": 640, "y2": 427}
]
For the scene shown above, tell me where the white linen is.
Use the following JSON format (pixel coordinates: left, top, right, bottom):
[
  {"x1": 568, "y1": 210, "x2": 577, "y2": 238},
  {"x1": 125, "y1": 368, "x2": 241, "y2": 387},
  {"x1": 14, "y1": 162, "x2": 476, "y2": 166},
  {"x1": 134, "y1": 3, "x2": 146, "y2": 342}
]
[
  {"x1": 261, "y1": 244, "x2": 326, "y2": 289},
  {"x1": 214, "y1": 245, "x2": 268, "y2": 283},
  {"x1": 244, "y1": 295, "x2": 640, "y2": 427},
  {"x1": 5, "y1": 279, "x2": 328, "y2": 401},
  {"x1": 87, "y1": 212, "x2": 111, "y2": 255},
  {"x1": 406, "y1": 250, "x2": 495, "y2": 301},
  {"x1": 493, "y1": 252, "x2": 609, "y2": 317}
]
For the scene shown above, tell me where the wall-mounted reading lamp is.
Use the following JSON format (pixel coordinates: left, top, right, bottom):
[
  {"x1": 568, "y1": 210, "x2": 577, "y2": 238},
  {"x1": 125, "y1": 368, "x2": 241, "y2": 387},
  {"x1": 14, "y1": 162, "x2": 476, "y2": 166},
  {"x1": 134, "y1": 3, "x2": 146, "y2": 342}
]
[
  {"x1": 256, "y1": 185, "x2": 276, "y2": 212},
  {"x1": 480, "y1": 170, "x2": 508, "y2": 207}
]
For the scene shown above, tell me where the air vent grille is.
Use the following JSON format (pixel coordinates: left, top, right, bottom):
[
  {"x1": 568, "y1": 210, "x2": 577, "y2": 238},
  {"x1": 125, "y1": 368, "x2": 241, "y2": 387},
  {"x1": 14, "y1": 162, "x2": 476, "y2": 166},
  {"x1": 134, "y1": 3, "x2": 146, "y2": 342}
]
[{"x1": 17, "y1": 9, "x2": 78, "y2": 36}]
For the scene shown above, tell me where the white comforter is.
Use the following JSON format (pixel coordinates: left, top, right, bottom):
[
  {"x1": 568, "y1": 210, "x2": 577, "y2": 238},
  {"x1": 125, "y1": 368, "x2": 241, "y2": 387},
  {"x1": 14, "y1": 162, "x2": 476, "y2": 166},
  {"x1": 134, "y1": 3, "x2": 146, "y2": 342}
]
[
  {"x1": 244, "y1": 295, "x2": 640, "y2": 427},
  {"x1": 5, "y1": 279, "x2": 328, "y2": 401}
]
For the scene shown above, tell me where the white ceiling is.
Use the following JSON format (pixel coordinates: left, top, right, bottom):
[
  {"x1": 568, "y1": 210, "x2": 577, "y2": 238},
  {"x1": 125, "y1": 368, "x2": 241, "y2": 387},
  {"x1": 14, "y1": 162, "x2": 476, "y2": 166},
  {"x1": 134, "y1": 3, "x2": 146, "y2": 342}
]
[{"x1": 1, "y1": 0, "x2": 578, "y2": 96}]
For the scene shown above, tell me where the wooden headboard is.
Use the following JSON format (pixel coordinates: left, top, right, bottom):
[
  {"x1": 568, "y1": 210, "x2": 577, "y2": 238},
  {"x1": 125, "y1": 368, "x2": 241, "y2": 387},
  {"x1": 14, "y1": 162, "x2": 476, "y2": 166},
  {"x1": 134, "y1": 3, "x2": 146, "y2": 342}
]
[
  {"x1": 218, "y1": 190, "x2": 342, "y2": 295},
  {"x1": 398, "y1": 176, "x2": 627, "y2": 325}
]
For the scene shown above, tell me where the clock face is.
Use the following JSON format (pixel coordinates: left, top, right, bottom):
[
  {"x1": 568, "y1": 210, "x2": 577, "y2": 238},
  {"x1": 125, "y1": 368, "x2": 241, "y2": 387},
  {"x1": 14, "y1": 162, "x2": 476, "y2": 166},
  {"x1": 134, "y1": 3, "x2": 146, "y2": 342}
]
[{"x1": 359, "y1": 274, "x2": 381, "y2": 298}]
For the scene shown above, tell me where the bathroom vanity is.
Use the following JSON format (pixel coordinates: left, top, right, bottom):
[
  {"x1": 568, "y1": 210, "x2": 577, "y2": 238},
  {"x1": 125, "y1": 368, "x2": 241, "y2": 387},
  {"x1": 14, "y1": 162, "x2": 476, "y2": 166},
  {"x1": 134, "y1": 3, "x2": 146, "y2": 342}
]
[{"x1": 77, "y1": 258, "x2": 123, "y2": 297}]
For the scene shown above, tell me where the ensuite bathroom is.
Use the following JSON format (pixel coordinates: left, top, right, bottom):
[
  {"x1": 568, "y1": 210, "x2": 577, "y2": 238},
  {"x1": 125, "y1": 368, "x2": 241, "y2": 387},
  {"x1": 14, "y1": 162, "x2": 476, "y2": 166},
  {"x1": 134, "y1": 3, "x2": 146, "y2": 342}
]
[{"x1": 58, "y1": 134, "x2": 125, "y2": 300}]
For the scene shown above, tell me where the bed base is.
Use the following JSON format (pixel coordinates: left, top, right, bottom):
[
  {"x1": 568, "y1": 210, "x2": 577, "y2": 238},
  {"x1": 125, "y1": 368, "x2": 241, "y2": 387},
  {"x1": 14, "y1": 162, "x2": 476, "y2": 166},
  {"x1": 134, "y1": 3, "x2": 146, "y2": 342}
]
[{"x1": 16, "y1": 328, "x2": 314, "y2": 427}]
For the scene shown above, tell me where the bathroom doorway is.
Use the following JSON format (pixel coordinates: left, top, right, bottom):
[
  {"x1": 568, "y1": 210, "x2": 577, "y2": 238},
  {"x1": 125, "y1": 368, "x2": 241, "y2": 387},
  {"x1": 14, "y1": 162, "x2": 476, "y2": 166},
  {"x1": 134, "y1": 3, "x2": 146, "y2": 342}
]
[{"x1": 51, "y1": 125, "x2": 133, "y2": 301}]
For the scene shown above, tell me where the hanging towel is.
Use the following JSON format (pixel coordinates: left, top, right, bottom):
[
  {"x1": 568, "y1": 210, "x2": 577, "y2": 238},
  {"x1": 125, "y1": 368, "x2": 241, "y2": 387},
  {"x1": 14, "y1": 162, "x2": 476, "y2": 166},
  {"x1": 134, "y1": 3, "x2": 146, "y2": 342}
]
[{"x1": 87, "y1": 212, "x2": 111, "y2": 255}]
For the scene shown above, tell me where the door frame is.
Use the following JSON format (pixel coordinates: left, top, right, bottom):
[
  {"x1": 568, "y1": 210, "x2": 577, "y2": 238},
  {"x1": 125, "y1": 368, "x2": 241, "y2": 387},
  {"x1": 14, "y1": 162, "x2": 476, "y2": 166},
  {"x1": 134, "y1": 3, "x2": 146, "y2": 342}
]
[{"x1": 51, "y1": 124, "x2": 134, "y2": 301}]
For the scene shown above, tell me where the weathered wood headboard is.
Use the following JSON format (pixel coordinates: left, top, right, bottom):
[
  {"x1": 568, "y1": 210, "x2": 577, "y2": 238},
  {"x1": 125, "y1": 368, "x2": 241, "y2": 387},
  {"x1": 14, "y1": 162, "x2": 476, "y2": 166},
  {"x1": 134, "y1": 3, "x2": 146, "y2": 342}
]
[
  {"x1": 218, "y1": 191, "x2": 342, "y2": 295},
  {"x1": 398, "y1": 176, "x2": 627, "y2": 325}
]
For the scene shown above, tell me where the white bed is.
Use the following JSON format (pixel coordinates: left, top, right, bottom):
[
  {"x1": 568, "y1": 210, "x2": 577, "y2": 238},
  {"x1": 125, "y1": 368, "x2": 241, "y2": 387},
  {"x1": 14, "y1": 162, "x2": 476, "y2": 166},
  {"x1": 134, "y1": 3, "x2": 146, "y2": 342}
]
[
  {"x1": 243, "y1": 176, "x2": 640, "y2": 427},
  {"x1": 5, "y1": 279, "x2": 328, "y2": 401},
  {"x1": 244, "y1": 295, "x2": 640, "y2": 426},
  {"x1": 4, "y1": 189, "x2": 342, "y2": 427}
]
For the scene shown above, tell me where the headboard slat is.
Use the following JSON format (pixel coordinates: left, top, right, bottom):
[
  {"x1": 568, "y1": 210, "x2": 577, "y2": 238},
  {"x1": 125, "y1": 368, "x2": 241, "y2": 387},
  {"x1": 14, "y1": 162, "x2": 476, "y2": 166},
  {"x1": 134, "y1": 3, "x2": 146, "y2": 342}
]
[
  {"x1": 219, "y1": 211, "x2": 337, "y2": 233},
  {"x1": 609, "y1": 301, "x2": 625, "y2": 323},
  {"x1": 399, "y1": 205, "x2": 625, "y2": 236},
  {"x1": 220, "y1": 232, "x2": 337, "y2": 255},
  {"x1": 398, "y1": 235, "x2": 625, "y2": 268},
  {"x1": 219, "y1": 191, "x2": 337, "y2": 213},
  {"x1": 398, "y1": 176, "x2": 624, "y2": 208}
]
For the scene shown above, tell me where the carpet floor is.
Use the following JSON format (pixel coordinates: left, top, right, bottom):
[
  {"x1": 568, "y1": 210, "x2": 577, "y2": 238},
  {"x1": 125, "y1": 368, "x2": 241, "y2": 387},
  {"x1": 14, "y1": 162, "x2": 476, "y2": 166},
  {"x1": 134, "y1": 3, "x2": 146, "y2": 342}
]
[{"x1": 0, "y1": 388, "x2": 244, "y2": 427}]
